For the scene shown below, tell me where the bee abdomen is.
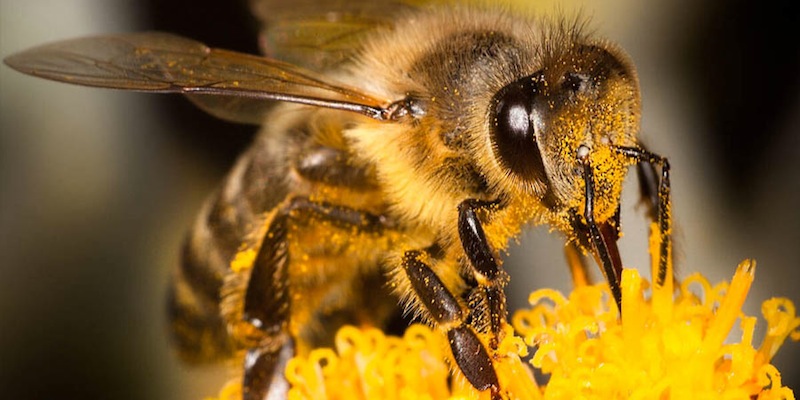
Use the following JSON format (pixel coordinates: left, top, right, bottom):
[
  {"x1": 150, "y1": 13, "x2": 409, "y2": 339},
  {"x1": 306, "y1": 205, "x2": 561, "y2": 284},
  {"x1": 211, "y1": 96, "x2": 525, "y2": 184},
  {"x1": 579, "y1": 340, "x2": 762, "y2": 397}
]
[
  {"x1": 167, "y1": 194, "x2": 245, "y2": 362},
  {"x1": 167, "y1": 252, "x2": 235, "y2": 363},
  {"x1": 169, "y1": 147, "x2": 290, "y2": 362}
]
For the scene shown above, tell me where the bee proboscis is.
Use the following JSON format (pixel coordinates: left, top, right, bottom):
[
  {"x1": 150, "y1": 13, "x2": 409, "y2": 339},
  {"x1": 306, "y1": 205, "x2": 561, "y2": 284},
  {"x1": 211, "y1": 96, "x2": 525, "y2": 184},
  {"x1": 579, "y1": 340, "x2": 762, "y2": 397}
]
[{"x1": 5, "y1": 1, "x2": 672, "y2": 398}]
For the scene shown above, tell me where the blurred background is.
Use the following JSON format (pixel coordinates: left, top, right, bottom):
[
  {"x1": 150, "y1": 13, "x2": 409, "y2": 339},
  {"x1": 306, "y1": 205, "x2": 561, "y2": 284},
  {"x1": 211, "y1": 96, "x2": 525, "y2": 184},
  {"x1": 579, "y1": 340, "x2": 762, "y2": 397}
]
[{"x1": 1, "y1": 0, "x2": 797, "y2": 398}]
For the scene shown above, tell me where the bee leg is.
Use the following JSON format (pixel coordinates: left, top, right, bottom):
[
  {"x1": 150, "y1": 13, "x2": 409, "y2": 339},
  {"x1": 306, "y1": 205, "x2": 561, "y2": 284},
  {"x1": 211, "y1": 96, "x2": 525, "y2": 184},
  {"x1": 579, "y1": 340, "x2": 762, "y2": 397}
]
[
  {"x1": 242, "y1": 338, "x2": 293, "y2": 400},
  {"x1": 613, "y1": 146, "x2": 672, "y2": 286},
  {"x1": 241, "y1": 210, "x2": 291, "y2": 400},
  {"x1": 402, "y1": 250, "x2": 501, "y2": 397},
  {"x1": 241, "y1": 196, "x2": 390, "y2": 399},
  {"x1": 637, "y1": 159, "x2": 659, "y2": 220},
  {"x1": 244, "y1": 197, "x2": 389, "y2": 327},
  {"x1": 457, "y1": 199, "x2": 508, "y2": 343},
  {"x1": 401, "y1": 198, "x2": 510, "y2": 397}
]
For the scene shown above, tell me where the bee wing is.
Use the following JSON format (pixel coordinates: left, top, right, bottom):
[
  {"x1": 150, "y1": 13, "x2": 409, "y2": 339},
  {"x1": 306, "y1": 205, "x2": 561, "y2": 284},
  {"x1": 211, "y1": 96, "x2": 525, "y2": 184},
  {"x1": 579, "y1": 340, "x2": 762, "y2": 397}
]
[
  {"x1": 249, "y1": 0, "x2": 421, "y2": 69},
  {"x1": 4, "y1": 32, "x2": 391, "y2": 124}
]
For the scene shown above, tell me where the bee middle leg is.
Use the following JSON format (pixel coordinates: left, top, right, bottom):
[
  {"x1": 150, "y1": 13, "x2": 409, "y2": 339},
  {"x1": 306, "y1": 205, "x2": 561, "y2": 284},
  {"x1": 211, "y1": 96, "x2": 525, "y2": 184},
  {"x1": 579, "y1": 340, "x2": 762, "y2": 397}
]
[
  {"x1": 401, "y1": 250, "x2": 501, "y2": 395},
  {"x1": 401, "y1": 199, "x2": 508, "y2": 397},
  {"x1": 240, "y1": 196, "x2": 390, "y2": 400},
  {"x1": 457, "y1": 199, "x2": 508, "y2": 344}
]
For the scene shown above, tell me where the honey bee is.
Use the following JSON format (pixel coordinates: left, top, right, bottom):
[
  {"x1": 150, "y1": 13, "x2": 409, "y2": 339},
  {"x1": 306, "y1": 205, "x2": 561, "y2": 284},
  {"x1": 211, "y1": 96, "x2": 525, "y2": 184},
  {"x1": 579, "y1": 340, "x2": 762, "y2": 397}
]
[{"x1": 5, "y1": 1, "x2": 672, "y2": 398}]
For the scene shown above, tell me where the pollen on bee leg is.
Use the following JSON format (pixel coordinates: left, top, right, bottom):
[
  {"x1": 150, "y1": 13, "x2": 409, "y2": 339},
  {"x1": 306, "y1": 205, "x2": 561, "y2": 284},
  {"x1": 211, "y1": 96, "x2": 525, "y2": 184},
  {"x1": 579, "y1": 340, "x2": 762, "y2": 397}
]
[{"x1": 230, "y1": 248, "x2": 257, "y2": 273}]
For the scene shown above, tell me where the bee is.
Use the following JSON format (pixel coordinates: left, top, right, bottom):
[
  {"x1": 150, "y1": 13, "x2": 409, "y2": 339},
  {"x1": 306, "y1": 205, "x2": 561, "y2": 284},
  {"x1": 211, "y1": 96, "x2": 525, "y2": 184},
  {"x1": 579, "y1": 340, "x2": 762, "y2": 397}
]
[{"x1": 5, "y1": 1, "x2": 672, "y2": 398}]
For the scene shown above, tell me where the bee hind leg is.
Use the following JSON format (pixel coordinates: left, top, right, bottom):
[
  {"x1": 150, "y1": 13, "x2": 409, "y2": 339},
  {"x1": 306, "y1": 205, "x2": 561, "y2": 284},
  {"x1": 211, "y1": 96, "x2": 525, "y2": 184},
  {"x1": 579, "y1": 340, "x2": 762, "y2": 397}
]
[
  {"x1": 240, "y1": 196, "x2": 391, "y2": 399},
  {"x1": 241, "y1": 338, "x2": 294, "y2": 400},
  {"x1": 240, "y1": 205, "x2": 291, "y2": 400}
]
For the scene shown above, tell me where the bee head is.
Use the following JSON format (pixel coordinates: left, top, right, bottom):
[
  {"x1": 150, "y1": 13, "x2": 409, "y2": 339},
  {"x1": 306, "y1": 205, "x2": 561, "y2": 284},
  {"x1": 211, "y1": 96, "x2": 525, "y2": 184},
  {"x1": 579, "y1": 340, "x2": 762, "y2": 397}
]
[{"x1": 489, "y1": 42, "x2": 640, "y2": 225}]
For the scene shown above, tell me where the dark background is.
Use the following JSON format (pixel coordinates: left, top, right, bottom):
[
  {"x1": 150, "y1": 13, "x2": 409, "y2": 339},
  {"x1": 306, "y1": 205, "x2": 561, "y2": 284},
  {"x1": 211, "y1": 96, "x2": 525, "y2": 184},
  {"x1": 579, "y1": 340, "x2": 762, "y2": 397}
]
[{"x1": 1, "y1": 0, "x2": 798, "y2": 398}]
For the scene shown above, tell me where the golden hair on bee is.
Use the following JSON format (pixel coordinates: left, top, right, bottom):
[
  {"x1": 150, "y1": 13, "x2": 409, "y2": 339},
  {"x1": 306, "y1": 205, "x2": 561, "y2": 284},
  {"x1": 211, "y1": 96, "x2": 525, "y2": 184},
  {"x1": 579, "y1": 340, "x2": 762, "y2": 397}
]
[{"x1": 4, "y1": 1, "x2": 672, "y2": 398}]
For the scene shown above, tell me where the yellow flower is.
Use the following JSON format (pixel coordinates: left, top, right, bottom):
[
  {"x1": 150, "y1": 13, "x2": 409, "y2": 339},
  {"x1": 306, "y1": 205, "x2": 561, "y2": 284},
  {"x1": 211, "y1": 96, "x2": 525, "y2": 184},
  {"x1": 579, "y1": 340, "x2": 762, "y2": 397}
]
[
  {"x1": 208, "y1": 256, "x2": 798, "y2": 400},
  {"x1": 515, "y1": 260, "x2": 798, "y2": 399}
]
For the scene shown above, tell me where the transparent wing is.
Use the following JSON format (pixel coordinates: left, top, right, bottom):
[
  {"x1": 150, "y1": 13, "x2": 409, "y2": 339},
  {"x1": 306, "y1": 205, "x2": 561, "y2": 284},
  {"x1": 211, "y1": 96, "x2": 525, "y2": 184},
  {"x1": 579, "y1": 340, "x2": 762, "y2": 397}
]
[
  {"x1": 249, "y1": 0, "x2": 423, "y2": 70},
  {"x1": 4, "y1": 32, "x2": 391, "y2": 124}
]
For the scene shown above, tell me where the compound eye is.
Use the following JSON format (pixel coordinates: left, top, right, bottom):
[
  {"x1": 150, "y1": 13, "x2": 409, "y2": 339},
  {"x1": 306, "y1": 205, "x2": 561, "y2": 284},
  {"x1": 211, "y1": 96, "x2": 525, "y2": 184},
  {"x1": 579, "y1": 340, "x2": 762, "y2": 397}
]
[{"x1": 490, "y1": 75, "x2": 547, "y2": 183}]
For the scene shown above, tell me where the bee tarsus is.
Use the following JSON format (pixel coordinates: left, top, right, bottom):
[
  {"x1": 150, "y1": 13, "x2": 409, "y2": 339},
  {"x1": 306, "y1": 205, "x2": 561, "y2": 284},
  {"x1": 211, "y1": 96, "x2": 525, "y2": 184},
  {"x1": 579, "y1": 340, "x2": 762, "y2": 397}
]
[
  {"x1": 242, "y1": 338, "x2": 293, "y2": 400},
  {"x1": 636, "y1": 157, "x2": 660, "y2": 220},
  {"x1": 613, "y1": 146, "x2": 672, "y2": 286}
]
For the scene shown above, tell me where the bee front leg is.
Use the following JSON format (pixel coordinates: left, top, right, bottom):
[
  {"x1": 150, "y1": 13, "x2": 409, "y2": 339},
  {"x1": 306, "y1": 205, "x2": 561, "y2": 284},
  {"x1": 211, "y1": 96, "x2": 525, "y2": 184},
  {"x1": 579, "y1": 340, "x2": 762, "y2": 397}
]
[
  {"x1": 614, "y1": 146, "x2": 673, "y2": 286},
  {"x1": 636, "y1": 158, "x2": 659, "y2": 221}
]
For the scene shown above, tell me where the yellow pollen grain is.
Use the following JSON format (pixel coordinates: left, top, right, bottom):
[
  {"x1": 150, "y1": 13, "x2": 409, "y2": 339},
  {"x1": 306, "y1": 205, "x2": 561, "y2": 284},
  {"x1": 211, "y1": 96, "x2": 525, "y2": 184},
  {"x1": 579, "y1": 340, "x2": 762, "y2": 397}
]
[{"x1": 230, "y1": 248, "x2": 257, "y2": 273}]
